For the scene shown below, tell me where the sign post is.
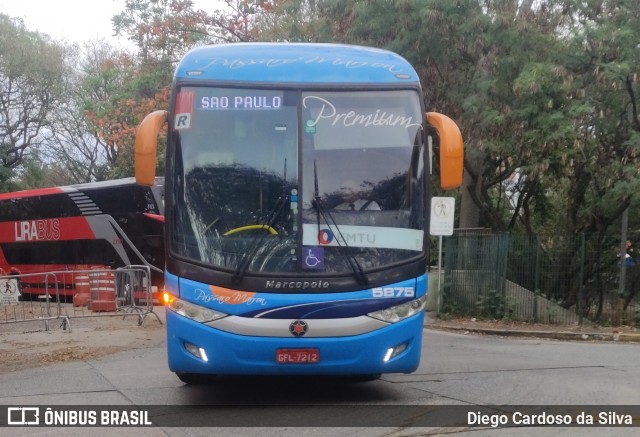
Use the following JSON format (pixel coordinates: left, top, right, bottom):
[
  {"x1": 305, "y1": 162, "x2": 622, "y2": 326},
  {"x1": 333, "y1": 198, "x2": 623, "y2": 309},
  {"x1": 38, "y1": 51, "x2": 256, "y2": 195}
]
[
  {"x1": 429, "y1": 197, "x2": 455, "y2": 313},
  {"x1": 0, "y1": 278, "x2": 21, "y2": 306}
]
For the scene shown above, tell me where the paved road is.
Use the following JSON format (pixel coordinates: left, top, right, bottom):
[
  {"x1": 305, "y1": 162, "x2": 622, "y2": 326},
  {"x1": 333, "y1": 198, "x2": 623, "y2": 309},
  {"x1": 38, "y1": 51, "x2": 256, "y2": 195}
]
[{"x1": 0, "y1": 324, "x2": 638, "y2": 436}]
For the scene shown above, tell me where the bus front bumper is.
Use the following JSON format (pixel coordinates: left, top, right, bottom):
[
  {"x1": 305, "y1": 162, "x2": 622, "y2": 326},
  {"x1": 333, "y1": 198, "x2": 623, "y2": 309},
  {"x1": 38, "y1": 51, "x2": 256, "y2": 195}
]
[{"x1": 166, "y1": 310, "x2": 424, "y2": 376}]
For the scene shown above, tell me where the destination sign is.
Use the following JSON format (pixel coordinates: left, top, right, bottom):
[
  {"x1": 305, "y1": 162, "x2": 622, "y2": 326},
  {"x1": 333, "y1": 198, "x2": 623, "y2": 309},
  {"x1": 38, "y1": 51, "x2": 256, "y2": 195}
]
[{"x1": 200, "y1": 92, "x2": 283, "y2": 111}]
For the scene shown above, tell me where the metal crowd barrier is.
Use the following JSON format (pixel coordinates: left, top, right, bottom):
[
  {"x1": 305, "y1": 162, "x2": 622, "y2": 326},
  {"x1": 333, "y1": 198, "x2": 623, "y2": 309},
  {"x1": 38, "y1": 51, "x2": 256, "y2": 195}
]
[
  {"x1": 0, "y1": 271, "x2": 69, "y2": 332},
  {"x1": 0, "y1": 265, "x2": 162, "y2": 333}
]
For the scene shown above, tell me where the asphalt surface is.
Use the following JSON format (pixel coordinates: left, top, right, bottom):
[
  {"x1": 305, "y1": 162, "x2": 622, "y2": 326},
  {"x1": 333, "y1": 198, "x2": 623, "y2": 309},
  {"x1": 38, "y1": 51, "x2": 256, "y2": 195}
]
[{"x1": 1, "y1": 309, "x2": 638, "y2": 435}]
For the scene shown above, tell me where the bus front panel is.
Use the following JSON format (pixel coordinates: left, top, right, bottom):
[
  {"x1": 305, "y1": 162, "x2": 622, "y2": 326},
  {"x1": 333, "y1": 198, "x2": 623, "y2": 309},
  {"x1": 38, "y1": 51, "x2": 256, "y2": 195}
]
[{"x1": 164, "y1": 273, "x2": 427, "y2": 376}]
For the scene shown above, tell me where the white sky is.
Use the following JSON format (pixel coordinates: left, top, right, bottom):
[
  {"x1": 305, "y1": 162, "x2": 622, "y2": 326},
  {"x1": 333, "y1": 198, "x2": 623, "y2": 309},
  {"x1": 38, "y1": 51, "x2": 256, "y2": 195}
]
[
  {"x1": 0, "y1": 0, "x2": 217, "y2": 48},
  {"x1": 0, "y1": 0, "x2": 129, "y2": 45}
]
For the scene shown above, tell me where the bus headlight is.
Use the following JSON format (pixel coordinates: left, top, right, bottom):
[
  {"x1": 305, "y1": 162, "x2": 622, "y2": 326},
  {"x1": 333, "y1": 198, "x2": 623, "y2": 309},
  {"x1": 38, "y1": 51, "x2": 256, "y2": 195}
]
[
  {"x1": 367, "y1": 295, "x2": 426, "y2": 323},
  {"x1": 167, "y1": 296, "x2": 228, "y2": 323}
]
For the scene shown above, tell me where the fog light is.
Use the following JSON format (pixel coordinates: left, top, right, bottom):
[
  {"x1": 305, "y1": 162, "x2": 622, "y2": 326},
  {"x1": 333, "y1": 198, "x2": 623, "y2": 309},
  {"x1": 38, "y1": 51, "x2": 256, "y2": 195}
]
[
  {"x1": 184, "y1": 341, "x2": 209, "y2": 362},
  {"x1": 383, "y1": 348, "x2": 394, "y2": 362},
  {"x1": 383, "y1": 342, "x2": 408, "y2": 363}
]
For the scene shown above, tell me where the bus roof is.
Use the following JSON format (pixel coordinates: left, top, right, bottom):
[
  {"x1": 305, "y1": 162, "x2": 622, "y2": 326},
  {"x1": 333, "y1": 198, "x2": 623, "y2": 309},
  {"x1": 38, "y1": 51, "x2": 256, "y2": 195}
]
[
  {"x1": 175, "y1": 43, "x2": 420, "y2": 85},
  {"x1": 0, "y1": 177, "x2": 164, "y2": 201}
]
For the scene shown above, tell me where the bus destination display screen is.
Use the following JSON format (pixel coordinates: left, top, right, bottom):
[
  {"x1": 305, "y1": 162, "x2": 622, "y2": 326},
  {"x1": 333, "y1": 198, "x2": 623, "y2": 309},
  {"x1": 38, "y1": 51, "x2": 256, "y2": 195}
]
[{"x1": 199, "y1": 90, "x2": 283, "y2": 111}]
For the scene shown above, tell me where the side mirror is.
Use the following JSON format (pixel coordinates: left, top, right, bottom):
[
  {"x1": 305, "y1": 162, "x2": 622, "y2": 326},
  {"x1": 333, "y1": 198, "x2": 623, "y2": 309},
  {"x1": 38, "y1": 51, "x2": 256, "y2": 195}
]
[
  {"x1": 426, "y1": 112, "x2": 464, "y2": 190},
  {"x1": 135, "y1": 110, "x2": 168, "y2": 186}
]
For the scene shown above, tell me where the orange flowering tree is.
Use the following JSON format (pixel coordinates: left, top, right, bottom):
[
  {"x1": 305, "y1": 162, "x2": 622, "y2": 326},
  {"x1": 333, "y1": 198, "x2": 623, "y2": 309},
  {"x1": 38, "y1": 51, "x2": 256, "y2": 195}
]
[
  {"x1": 81, "y1": 48, "x2": 170, "y2": 178},
  {"x1": 81, "y1": 0, "x2": 277, "y2": 178}
]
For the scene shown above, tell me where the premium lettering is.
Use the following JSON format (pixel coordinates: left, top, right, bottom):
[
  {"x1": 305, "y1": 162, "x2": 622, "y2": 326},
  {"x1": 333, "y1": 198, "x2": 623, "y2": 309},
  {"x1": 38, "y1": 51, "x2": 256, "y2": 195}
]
[{"x1": 303, "y1": 95, "x2": 421, "y2": 130}]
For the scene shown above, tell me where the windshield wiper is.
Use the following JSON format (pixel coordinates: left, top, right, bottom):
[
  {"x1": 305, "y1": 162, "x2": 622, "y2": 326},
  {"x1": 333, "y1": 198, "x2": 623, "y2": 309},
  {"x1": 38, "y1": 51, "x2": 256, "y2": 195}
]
[
  {"x1": 231, "y1": 159, "x2": 292, "y2": 285},
  {"x1": 313, "y1": 161, "x2": 369, "y2": 286},
  {"x1": 230, "y1": 193, "x2": 289, "y2": 285}
]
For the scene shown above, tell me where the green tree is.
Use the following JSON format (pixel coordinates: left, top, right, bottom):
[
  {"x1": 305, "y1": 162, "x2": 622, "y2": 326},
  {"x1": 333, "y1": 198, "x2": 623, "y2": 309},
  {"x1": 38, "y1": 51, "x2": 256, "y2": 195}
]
[
  {"x1": 15, "y1": 152, "x2": 77, "y2": 189},
  {"x1": 101, "y1": 0, "x2": 269, "y2": 178},
  {"x1": 457, "y1": 1, "x2": 579, "y2": 233},
  {"x1": 111, "y1": 0, "x2": 252, "y2": 61},
  {"x1": 560, "y1": 0, "x2": 640, "y2": 234},
  {"x1": 266, "y1": 1, "x2": 638, "y2": 236},
  {"x1": 249, "y1": 0, "x2": 322, "y2": 41},
  {"x1": 78, "y1": 40, "x2": 153, "y2": 175},
  {"x1": 0, "y1": 14, "x2": 67, "y2": 190},
  {"x1": 38, "y1": 40, "x2": 117, "y2": 184},
  {"x1": 113, "y1": 0, "x2": 209, "y2": 63}
]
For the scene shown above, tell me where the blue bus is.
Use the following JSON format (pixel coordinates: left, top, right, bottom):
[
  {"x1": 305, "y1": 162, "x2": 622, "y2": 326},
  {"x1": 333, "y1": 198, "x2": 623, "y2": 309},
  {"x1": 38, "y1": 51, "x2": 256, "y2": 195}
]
[{"x1": 134, "y1": 43, "x2": 463, "y2": 383}]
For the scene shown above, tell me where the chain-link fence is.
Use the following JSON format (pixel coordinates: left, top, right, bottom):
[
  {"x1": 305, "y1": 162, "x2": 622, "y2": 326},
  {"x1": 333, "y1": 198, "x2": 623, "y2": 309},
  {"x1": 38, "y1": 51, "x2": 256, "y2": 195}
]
[{"x1": 436, "y1": 231, "x2": 640, "y2": 326}]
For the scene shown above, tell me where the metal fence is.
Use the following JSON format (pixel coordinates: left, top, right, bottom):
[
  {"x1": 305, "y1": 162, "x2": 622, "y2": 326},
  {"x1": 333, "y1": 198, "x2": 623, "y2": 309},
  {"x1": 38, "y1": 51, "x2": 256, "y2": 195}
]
[
  {"x1": 0, "y1": 266, "x2": 162, "y2": 333},
  {"x1": 437, "y1": 232, "x2": 640, "y2": 327}
]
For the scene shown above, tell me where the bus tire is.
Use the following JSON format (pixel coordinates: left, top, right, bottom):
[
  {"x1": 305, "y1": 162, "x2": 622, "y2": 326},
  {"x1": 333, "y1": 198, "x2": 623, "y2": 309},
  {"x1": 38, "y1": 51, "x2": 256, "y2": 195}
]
[{"x1": 176, "y1": 372, "x2": 216, "y2": 385}]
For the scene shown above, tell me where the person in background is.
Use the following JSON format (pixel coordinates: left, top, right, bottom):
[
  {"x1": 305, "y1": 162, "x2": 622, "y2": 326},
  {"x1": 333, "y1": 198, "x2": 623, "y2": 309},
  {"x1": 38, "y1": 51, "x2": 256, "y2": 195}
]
[
  {"x1": 625, "y1": 239, "x2": 636, "y2": 267},
  {"x1": 334, "y1": 180, "x2": 381, "y2": 211}
]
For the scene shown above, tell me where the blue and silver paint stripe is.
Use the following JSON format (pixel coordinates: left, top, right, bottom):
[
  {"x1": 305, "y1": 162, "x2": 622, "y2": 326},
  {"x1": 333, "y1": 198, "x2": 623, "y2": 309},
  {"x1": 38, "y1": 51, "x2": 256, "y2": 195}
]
[{"x1": 205, "y1": 315, "x2": 390, "y2": 338}]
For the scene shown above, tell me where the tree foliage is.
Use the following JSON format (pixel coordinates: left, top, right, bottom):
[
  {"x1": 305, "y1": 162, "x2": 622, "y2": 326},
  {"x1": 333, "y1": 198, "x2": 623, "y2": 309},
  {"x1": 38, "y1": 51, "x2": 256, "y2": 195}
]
[
  {"x1": 87, "y1": 0, "x2": 271, "y2": 179},
  {"x1": 266, "y1": 0, "x2": 640, "y2": 239},
  {"x1": 80, "y1": 43, "x2": 170, "y2": 178},
  {"x1": 113, "y1": 0, "x2": 211, "y2": 63},
  {"x1": 3, "y1": 0, "x2": 640, "y2": 313},
  {"x1": 3, "y1": 0, "x2": 640, "y2": 246},
  {"x1": 560, "y1": 0, "x2": 640, "y2": 235},
  {"x1": 0, "y1": 14, "x2": 67, "y2": 189}
]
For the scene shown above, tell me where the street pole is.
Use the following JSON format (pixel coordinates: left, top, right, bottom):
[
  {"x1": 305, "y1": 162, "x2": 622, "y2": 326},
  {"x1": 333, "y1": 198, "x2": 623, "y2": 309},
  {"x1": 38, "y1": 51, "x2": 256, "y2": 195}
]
[
  {"x1": 437, "y1": 235, "x2": 443, "y2": 314},
  {"x1": 619, "y1": 207, "x2": 629, "y2": 297}
]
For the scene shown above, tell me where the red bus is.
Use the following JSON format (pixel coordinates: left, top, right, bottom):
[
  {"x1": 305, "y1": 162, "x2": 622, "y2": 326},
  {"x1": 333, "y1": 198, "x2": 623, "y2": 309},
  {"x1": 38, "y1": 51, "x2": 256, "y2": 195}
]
[{"x1": 0, "y1": 177, "x2": 164, "y2": 301}]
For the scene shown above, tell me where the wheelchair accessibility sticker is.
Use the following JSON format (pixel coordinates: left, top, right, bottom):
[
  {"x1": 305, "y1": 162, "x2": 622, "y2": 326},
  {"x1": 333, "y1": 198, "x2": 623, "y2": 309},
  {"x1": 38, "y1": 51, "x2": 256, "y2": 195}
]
[{"x1": 303, "y1": 247, "x2": 324, "y2": 270}]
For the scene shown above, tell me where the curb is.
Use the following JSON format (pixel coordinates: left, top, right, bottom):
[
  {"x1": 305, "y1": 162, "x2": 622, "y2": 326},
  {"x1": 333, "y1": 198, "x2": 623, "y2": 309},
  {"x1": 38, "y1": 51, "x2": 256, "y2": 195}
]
[{"x1": 424, "y1": 324, "x2": 640, "y2": 343}]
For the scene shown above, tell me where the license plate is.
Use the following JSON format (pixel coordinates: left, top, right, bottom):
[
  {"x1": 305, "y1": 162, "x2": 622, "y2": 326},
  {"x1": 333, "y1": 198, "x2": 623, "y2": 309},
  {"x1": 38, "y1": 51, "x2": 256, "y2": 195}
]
[{"x1": 276, "y1": 348, "x2": 320, "y2": 364}]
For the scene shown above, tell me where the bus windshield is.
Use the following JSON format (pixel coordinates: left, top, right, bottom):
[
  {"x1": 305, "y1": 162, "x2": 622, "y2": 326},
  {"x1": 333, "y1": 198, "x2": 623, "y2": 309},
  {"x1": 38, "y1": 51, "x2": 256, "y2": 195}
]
[{"x1": 171, "y1": 86, "x2": 425, "y2": 276}]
